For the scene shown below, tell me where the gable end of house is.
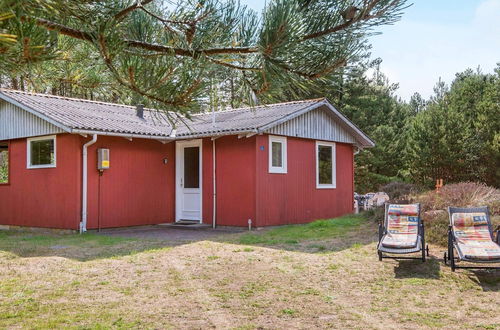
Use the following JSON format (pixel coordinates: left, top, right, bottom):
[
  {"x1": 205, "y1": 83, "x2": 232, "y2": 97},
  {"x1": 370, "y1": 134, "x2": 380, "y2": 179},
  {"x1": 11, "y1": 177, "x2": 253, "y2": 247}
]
[
  {"x1": 0, "y1": 100, "x2": 66, "y2": 140},
  {"x1": 265, "y1": 105, "x2": 357, "y2": 144}
]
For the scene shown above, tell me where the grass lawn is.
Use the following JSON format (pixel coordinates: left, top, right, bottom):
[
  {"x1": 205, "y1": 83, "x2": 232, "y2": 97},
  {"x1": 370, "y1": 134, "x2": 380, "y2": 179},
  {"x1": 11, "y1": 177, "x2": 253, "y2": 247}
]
[{"x1": 0, "y1": 214, "x2": 499, "y2": 329}]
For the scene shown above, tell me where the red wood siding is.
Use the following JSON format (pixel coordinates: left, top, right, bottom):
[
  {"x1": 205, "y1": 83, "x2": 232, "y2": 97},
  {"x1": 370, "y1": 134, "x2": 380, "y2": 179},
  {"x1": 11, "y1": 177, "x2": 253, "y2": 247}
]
[
  {"x1": 212, "y1": 135, "x2": 256, "y2": 226},
  {"x1": 0, "y1": 134, "x2": 81, "y2": 229},
  {"x1": 0, "y1": 133, "x2": 354, "y2": 230},
  {"x1": 85, "y1": 136, "x2": 174, "y2": 229},
  {"x1": 255, "y1": 135, "x2": 354, "y2": 226}
]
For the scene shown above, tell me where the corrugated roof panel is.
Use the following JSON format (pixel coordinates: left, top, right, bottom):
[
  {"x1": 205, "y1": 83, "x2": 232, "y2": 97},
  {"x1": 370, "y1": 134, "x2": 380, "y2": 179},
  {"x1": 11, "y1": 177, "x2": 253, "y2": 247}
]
[{"x1": 0, "y1": 89, "x2": 373, "y2": 147}]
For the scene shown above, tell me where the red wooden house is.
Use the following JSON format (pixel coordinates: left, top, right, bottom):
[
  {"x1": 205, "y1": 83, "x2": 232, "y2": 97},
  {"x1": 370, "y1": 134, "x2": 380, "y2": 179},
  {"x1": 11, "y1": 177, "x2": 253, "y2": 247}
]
[{"x1": 0, "y1": 89, "x2": 374, "y2": 232}]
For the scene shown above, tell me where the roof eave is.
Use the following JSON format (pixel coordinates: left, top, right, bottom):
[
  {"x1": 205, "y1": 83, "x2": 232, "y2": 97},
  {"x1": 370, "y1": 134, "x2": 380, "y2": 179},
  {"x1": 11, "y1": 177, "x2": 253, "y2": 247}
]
[
  {"x1": 174, "y1": 129, "x2": 257, "y2": 140},
  {"x1": 70, "y1": 129, "x2": 174, "y2": 141}
]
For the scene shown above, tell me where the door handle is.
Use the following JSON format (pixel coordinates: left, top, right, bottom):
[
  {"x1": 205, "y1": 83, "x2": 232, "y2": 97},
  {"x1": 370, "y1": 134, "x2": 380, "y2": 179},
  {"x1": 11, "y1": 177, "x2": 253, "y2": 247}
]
[{"x1": 180, "y1": 178, "x2": 183, "y2": 187}]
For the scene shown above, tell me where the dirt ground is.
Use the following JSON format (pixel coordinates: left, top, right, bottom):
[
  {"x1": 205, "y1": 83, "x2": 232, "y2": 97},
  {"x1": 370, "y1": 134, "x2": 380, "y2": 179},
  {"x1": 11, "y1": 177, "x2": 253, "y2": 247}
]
[
  {"x1": 98, "y1": 225, "x2": 246, "y2": 241},
  {"x1": 0, "y1": 220, "x2": 498, "y2": 329}
]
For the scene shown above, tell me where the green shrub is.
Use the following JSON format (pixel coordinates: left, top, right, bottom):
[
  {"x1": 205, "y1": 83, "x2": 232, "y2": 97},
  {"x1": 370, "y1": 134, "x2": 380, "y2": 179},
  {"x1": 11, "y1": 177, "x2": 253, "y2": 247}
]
[
  {"x1": 423, "y1": 211, "x2": 450, "y2": 246},
  {"x1": 354, "y1": 167, "x2": 401, "y2": 194},
  {"x1": 380, "y1": 182, "x2": 424, "y2": 202},
  {"x1": 364, "y1": 207, "x2": 385, "y2": 224}
]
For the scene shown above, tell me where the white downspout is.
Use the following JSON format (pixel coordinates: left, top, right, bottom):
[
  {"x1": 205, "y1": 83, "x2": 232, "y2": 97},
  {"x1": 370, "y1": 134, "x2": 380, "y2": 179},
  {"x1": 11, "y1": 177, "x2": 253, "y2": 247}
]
[
  {"x1": 80, "y1": 134, "x2": 97, "y2": 233},
  {"x1": 212, "y1": 138, "x2": 217, "y2": 229}
]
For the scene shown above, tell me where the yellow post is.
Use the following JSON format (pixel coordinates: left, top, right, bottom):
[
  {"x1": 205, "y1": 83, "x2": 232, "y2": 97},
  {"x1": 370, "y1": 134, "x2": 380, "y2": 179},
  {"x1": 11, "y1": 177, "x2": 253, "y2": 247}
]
[{"x1": 435, "y1": 178, "x2": 444, "y2": 192}]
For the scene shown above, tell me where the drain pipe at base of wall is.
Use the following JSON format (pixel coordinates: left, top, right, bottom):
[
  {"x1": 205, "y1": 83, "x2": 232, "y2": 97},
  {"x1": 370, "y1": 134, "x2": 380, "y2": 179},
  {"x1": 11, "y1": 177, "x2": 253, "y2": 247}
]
[
  {"x1": 80, "y1": 134, "x2": 98, "y2": 234},
  {"x1": 212, "y1": 138, "x2": 217, "y2": 229}
]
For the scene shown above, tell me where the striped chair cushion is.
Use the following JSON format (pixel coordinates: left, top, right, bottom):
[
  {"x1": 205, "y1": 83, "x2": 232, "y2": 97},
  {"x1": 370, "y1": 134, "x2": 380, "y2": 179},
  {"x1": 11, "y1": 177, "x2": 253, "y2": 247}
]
[
  {"x1": 452, "y1": 212, "x2": 500, "y2": 260},
  {"x1": 381, "y1": 204, "x2": 420, "y2": 248}
]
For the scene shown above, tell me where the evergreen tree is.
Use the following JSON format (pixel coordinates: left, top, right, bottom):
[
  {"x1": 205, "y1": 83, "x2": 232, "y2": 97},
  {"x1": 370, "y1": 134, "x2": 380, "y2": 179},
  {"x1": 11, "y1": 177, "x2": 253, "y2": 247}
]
[
  {"x1": 406, "y1": 66, "x2": 500, "y2": 188},
  {"x1": 0, "y1": 0, "x2": 408, "y2": 113}
]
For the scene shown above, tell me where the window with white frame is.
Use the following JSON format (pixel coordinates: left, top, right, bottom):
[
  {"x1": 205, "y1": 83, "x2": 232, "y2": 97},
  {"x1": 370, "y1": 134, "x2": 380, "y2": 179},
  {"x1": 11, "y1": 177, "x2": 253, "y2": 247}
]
[
  {"x1": 269, "y1": 135, "x2": 287, "y2": 173},
  {"x1": 316, "y1": 141, "x2": 336, "y2": 188},
  {"x1": 0, "y1": 142, "x2": 8, "y2": 184},
  {"x1": 27, "y1": 135, "x2": 56, "y2": 169}
]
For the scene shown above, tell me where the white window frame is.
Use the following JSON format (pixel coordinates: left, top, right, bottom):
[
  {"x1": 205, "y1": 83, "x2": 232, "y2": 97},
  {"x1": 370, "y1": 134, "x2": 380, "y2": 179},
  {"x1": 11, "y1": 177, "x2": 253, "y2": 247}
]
[
  {"x1": 27, "y1": 135, "x2": 57, "y2": 169},
  {"x1": 316, "y1": 141, "x2": 336, "y2": 189},
  {"x1": 268, "y1": 135, "x2": 287, "y2": 174}
]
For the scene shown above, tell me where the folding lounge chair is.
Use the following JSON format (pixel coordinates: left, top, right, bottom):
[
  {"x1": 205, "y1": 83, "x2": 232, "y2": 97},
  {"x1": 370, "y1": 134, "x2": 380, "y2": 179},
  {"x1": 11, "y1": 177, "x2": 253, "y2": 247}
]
[
  {"x1": 378, "y1": 203, "x2": 429, "y2": 262},
  {"x1": 444, "y1": 206, "x2": 500, "y2": 271}
]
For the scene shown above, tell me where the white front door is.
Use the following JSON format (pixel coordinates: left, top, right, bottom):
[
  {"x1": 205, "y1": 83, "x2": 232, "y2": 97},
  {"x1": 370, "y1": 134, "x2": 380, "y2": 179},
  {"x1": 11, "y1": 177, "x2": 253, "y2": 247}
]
[{"x1": 176, "y1": 139, "x2": 202, "y2": 222}]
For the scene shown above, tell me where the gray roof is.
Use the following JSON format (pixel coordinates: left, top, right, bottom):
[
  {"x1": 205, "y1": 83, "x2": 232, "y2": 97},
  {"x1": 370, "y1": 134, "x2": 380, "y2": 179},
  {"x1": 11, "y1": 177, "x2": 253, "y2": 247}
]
[{"x1": 0, "y1": 89, "x2": 374, "y2": 147}]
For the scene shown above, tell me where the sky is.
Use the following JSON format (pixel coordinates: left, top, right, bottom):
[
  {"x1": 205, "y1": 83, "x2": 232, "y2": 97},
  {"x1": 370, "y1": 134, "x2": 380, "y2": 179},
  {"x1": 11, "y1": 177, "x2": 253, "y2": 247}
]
[{"x1": 241, "y1": 0, "x2": 500, "y2": 100}]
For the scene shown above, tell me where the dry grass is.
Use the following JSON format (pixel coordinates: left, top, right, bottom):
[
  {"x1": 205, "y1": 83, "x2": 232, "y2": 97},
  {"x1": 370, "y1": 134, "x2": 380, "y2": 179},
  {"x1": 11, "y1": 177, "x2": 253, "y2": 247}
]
[
  {"x1": 412, "y1": 183, "x2": 500, "y2": 246},
  {"x1": 416, "y1": 182, "x2": 500, "y2": 215},
  {"x1": 0, "y1": 216, "x2": 499, "y2": 329}
]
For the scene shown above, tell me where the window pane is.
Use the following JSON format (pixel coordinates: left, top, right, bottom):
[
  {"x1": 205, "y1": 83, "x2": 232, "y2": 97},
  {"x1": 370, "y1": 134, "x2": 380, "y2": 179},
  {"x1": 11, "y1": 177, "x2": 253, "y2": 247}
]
[
  {"x1": 184, "y1": 146, "x2": 200, "y2": 188},
  {"x1": 272, "y1": 142, "x2": 282, "y2": 167},
  {"x1": 0, "y1": 144, "x2": 8, "y2": 183},
  {"x1": 318, "y1": 145, "x2": 332, "y2": 184},
  {"x1": 30, "y1": 139, "x2": 55, "y2": 166}
]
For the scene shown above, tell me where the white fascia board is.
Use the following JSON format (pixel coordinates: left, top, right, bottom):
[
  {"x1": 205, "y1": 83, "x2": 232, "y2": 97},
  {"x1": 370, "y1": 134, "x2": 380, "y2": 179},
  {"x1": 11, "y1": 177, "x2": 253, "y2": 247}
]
[{"x1": 71, "y1": 129, "x2": 173, "y2": 141}]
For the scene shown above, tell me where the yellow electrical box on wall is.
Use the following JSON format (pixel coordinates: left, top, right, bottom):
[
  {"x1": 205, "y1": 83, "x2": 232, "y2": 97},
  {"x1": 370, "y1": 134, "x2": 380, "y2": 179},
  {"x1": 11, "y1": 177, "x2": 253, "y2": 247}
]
[{"x1": 98, "y1": 149, "x2": 110, "y2": 170}]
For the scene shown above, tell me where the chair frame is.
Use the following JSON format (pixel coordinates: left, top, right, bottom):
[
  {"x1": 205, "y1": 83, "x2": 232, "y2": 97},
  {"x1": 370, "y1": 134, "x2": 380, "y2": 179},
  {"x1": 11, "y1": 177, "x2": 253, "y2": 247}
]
[
  {"x1": 377, "y1": 202, "x2": 429, "y2": 262},
  {"x1": 444, "y1": 206, "x2": 500, "y2": 271}
]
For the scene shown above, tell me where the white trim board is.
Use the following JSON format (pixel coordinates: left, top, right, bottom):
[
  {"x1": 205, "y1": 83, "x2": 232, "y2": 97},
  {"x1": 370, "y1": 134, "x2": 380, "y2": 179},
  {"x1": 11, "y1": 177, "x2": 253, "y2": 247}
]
[
  {"x1": 175, "y1": 139, "x2": 203, "y2": 223},
  {"x1": 27, "y1": 135, "x2": 57, "y2": 169},
  {"x1": 315, "y1": 140, "x2": 336, "y2": 189},
  {"x1": 268, "y1": 135, "x2": 287, "y2": 174}
]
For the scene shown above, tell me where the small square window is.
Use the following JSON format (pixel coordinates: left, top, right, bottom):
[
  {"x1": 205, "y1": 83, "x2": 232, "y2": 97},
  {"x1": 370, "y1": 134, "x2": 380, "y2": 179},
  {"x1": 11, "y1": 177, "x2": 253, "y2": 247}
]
[
  {"x1": 27, "y1": 135, "x2": 56, "y2": 169},
  {"x1": 269, "y1": 135, "x2": 287, "y2": 174},
  {"x1": 316, "y1": 141, "x2": 336, "y2": 189}
]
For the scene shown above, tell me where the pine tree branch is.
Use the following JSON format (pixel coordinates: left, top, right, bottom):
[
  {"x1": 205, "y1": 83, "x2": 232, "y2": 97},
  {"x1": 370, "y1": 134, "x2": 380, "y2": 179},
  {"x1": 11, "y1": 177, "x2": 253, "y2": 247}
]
[
  {"x1": 126, "y1": 40, "x2": 258, "y2": 56},
  {"x1": 114, "y1": 0, "x2": 155, "y2": 21},
  {"x1": 300, "y1": 0, "x2": 394, "y2": 41},
  {"x1": 29, "y1": 17, "x2": 259, "y2": 57},
  {"x1": 97, "y1": 33, "x2": 199, "y2": 108},
  {"x1": 206, "y1": 57, "x2": 261, "y2": 71},
  {"x1": 268, "y1": 57, "x2": 347, "y2": 79},
  {"x1": 28, "y1": 17, "x2": 94, "y2": 42}
]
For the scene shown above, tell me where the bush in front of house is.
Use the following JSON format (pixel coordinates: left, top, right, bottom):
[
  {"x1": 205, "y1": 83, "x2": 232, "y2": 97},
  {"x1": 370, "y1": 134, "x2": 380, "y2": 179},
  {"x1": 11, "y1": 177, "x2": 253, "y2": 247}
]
[{"x1": 413, "y1": 182, "x2": 500, "y2": 246}]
